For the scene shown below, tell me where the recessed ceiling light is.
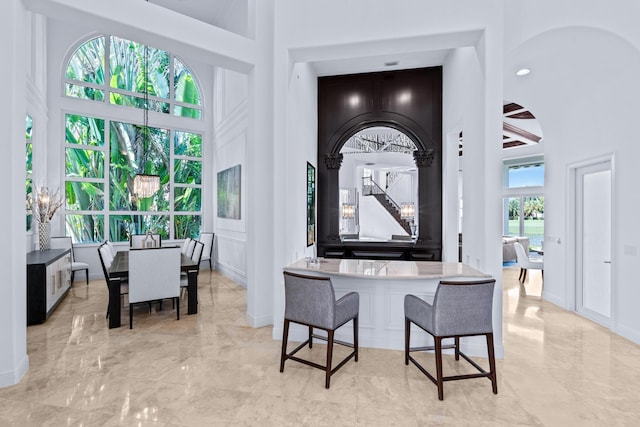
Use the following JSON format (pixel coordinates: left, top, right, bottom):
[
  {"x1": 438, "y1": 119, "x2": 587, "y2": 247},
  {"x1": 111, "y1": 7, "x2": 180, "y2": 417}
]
[
  {"x1": 516, "y1": 68, "x2": 531, "y2": 76},
  {"x1": 384, "y1": 61, "x2": 399, "y2": 67}
]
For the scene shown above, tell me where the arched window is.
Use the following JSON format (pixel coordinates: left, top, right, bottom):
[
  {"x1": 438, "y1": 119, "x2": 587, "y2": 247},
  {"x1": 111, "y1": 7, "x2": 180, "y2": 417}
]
[{"x1": 63, "y1": 36, "x2": 203, "y2": 243}]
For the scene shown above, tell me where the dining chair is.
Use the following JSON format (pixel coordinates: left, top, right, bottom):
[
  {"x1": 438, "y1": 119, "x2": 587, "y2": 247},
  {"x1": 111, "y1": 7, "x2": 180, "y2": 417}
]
[
  {"x1": 198, "y1": 232, "x2": 215, "y2": 270},
  {"x1": 97, "y1": 242, "x2": 128, "y2": 319},
  {"x1": 280, "y1": 271, "x2": 359, "y2": 388},
  {"x1": 180, "y1": 240, "x2": 204, "y2": 290},
  {"x1": 130, "y1": 233, "x2": 162, "y2": 249},
  {"x1": 514, "y1": 242, "x2": 544, "y2": 283},
  {"x1": 50, "y1": 236, "x2": 89, "y2": 285},
  {"x1": 128, "y1": 246, "x2": 181, "y2": 329},
  {"x1": 404, "y1": 279, "x2": 497, "y2": 400},
  {"x1": 181, "y1": 237, "x2": 193, "y2": 256},
  {"x1": 106, "y1": 240, "x2": 118, "y2": 258}
]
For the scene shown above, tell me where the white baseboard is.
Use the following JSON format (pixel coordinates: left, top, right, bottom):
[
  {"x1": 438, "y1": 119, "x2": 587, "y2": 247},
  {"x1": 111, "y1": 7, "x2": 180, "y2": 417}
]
[
  {"x1": 616, "y1": 324, "x2": 640, "y2": 346},
  {"x1": 216, "y1": 262, "x2": 247, "y2": 288},
  {"x1": 246, "y1": 312, "x2": 272, "y2": 328},
  {"x1": 0, "y1": 354, "x2": 29, "y2": 389}
]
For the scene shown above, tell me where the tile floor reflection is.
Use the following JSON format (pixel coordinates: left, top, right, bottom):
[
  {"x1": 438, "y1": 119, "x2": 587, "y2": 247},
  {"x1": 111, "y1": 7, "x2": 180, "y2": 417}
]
[{"x1": 1, "y1": 267, "x2": 639, "y2": 425}]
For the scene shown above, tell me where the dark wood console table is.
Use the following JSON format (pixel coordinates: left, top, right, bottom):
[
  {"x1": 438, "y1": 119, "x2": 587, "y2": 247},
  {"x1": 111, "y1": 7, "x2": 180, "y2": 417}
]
[{"x1": 26, "y1": 249, "x2": 72, "y2": 325}]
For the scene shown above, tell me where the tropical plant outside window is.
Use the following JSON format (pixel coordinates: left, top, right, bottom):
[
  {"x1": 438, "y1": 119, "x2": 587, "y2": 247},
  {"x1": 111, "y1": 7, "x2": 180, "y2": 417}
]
[
  {"x1": 26, "y1": 115, "x2": 33, "y2": 232},
  {"x1": 64, "y1": 36, "x2": 203, "y2": 243}
]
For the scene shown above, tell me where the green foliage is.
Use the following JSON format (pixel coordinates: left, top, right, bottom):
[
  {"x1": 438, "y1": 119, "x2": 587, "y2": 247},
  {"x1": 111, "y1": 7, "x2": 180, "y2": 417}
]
[{"x1": 63, "y1": 37, "x2": 203, "y2": 243}]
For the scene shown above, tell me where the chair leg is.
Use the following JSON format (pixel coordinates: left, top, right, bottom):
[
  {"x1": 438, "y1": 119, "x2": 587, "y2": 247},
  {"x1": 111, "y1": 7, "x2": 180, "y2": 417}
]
[
  {"x1": 280, "y1": 319, "x2": 290, "y2": 372},
  {"x1": 325, "y1": 330, "x2": 334, "y2": 389},
  {"x1": 176, "y1": 297, "x2": 180, "y2": 320},
  {"x1": 404, "y1": 318, "x2": 410, "y2": 365},
  {"x1": 518, "y1": 268, "x2": 524, "y2": 282},
  {"x1": 71, "y1": 271, "x2": 75, "y2": 284},
  {"x1": 209, "y1": 259, "x2": 212, "y2": 270},
  {"x1": 106, "y1": 302, "x2": 110, "y2": 319},
  {"x1": 129, "y1": 305, "x2": 133, "y2": 329},
  {"x1": 85, "y1": 269, "x2": 89, "y2": 285},
  {"x1": 353, "y1": 316, "x2": 359, "y2": 362},
  {"x1": 486, "y1": 333, "x2": 498, "y2": 394},
  {"x1": 454, "y1": 336, "x2": 460, "y2": 361},
  {"x1": 308, "y1": 325, "x2": 313, "y2": 348},
  {"x1": 435, "y1": 337, "x2": 444, "y2": 401},
  {"x1": 522, "y1": 269, "x2": 528, "y2": 282}
]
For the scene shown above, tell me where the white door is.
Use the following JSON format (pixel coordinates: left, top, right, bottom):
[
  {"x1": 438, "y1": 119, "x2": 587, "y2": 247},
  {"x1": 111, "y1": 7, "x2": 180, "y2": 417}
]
[{"x1": 576, "y1": 160, "x2": 612, "y2": 326}]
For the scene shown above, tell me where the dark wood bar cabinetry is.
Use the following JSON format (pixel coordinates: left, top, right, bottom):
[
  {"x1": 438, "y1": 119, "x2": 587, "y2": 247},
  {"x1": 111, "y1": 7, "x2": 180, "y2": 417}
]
[{"x1": 26, "y1": 249, "x2": 72, "y2": 325}]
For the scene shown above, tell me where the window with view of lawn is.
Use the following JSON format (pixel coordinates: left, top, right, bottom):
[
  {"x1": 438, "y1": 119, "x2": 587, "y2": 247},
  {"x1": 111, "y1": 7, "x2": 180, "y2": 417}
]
[
  {"x1": 63, "y1": 36, "x2": 203, "y2": 243},
  {"x1": 503, "y1": 159, "x2": 544, "y2": 251}
]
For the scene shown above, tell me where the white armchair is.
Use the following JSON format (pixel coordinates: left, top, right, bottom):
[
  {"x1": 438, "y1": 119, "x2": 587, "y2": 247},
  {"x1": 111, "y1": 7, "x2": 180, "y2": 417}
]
[{"x1": 128, "y1": 246, "x2": 181, "y2": 329}]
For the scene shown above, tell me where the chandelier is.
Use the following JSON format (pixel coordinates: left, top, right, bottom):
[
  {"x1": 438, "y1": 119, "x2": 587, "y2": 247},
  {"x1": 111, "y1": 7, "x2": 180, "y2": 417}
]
[{"x1": 133, "y1": 15, "x2": 159, "y2": 200}]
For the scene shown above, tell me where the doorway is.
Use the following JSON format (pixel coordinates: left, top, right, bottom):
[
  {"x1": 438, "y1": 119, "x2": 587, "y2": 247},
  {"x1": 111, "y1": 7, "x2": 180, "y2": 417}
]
[{"x1": 575, "y1": 159, "x2": 612, "y2": 327}]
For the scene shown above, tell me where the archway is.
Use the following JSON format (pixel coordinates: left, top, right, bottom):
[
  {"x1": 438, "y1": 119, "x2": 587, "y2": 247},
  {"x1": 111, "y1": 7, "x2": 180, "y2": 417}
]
[{"x1": 317, "y1": 67, "x2": 443, "y2": 260}]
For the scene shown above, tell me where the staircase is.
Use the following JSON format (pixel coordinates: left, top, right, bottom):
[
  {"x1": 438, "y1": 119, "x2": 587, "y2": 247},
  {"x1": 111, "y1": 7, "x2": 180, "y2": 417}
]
[{"x1": 362, "y1": 177, "x2": 413, "y2": 235}]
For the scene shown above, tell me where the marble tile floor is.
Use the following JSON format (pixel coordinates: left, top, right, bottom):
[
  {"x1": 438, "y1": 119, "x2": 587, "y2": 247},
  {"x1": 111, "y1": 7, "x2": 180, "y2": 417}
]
[{"x1": 1, "y1": 267, "x2": 639, "y2": 426}]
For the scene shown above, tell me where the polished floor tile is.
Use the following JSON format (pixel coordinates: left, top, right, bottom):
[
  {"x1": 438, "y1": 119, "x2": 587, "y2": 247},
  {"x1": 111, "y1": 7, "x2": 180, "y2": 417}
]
[{"x1": 1, "y1": 266, "x2": 639, "y2": 426}]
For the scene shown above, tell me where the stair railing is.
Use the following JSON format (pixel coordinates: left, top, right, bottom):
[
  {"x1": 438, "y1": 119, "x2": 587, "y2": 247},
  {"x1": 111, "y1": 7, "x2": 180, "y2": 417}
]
[{"x1": 362, "y1": 176, "x2": 402, "y2": 214}]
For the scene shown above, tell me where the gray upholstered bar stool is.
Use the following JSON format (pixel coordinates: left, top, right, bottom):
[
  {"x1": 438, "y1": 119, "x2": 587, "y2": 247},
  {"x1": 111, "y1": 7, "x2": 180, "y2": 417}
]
[
  {"x1": 404, "y1": 279, "x2": 497, "y2": 400},
  {"x1": 280, "y1": 271, "x2": 359, "y2": 388}
]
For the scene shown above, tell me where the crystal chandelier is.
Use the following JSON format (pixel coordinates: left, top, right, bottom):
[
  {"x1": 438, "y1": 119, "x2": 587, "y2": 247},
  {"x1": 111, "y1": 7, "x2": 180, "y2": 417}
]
[{"x1": 133, "y1": 22, "x2": 159, "y2": 200}]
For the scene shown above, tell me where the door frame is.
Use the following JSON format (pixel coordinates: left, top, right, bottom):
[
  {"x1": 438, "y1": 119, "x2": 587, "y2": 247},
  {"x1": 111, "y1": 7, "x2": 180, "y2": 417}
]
[{"x1": 567, "y1": 154, "x2": 616, "y2": 329}]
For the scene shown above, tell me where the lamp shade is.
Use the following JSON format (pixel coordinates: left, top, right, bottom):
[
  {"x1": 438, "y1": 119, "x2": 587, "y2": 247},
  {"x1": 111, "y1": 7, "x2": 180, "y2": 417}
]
[
  {"x1": 133, "y1": 174, "x2": 160, "y2": 198},
  {"x1": 400, "y1": 202, "x2": 415, "y2": 219},
  {"x1": 342, "y1": 203, "x2": 356, "y2": 219}
]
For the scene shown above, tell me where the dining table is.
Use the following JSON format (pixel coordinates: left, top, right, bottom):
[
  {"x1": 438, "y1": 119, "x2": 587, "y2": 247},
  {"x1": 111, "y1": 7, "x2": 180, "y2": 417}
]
[{"x1": 107, "y1": 248, "x2": 199, "y2": 329}]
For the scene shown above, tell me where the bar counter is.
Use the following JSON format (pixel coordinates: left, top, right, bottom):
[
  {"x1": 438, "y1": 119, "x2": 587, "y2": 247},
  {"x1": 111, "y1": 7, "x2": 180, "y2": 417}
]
[{"x1": 283, "y1": 258, "x2": 494, "y2": 355}]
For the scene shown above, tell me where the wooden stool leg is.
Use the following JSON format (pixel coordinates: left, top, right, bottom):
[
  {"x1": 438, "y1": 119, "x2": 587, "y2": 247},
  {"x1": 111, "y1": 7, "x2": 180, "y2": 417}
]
[
  {"x1": 280, "y1": 319, "x2": 290, "y2": 372},
  {"x1": 308, "y1": 325, "x2": 313, "y2": 348},
  {"x1": 435, "y1": 337, "x2": 444, "y2": 400},
  {"x1": 404, "y1": 318, "x2": 411, "y2": 365},
  {"x1": 486, "y1": 333, "x2": 498, "y2": 394},
  {"x1": 353, "y1": 316, "x2": 359, "y2": 362},
  {"x1": 325, "y1": 330, "x2": 334, "y2": 389}
]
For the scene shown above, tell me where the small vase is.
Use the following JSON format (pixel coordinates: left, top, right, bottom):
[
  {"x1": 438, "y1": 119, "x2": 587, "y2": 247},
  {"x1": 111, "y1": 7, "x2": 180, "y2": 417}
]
[{"x1": 39, "y1": 221, "x2": 51, "y2": 251}]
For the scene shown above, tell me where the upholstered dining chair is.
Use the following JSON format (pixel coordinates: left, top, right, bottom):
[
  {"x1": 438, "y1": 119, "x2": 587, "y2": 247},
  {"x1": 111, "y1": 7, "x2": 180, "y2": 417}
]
[
  {"x1": 181, "y1": 237, "x2": 193, "y2": 256},
  {"x1": 130, "y1": 233, "x2": 162, "y2": 249},
  {"x1": 51, "y1": 236, "x2": 89, "y2": 285},
  {"x1": 198, "y1": 232, "x2": 215, "y2": 270},
  {"x1": 404, "y1": 279, "x2": 498, "y2": 400},
  {"x1": 128, "y1": 246, "x2": 181, "y2": 329},
  {"x1": 180, "y1": 240, "x2": 204, "y2": 290},
  {"x1": 280, "y1": 271, "x2": 359, "y2": 388},
  {"x1": 514, "y1": 242, "x2": 544, "y2": 283},
  {"x1": 106, "y1": 240, "x2": 118, "y2": 258},
  {"x1": 97, "y1": 242, "x2": 128, "y2": 319}
]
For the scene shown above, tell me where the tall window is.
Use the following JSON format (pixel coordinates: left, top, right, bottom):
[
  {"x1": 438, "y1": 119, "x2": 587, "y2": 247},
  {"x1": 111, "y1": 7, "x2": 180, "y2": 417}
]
[
  {"x1": 26, "y1": 115, "x2": 33, "y2": 231},
  {"x1": 503, "y1": 158, "x2": 544, "y2": 251},
  {"x1": 64, "y1": 36, "x2": 203, "y2": 243}
]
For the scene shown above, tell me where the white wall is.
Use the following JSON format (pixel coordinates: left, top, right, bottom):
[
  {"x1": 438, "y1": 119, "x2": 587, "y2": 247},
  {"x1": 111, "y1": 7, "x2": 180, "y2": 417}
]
[
  {"x1": 213, "y1": 68, "x2": 248, "y2": 286},
  {"x1": 272, "y1": 0, "x2": 505, "y2": 356},
  {"x1": 0, "y1": 0, "x2": 29, "y2": 388},
  {"x1": 504, "y1": 0, "x2": 640, "y2": 345}
]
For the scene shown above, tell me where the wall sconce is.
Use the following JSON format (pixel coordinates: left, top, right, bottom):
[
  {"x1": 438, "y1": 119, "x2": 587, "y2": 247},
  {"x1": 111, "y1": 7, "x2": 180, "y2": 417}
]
[
  {"x1": 342, "y1": 203, "x2": 356, "y2": 219},
  {"x1": 400, "y1": 202, "x2": 415, "y2": 219}
]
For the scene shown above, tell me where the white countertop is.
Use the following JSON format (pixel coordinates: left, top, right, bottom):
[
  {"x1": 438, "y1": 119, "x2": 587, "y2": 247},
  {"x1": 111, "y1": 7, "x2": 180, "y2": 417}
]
[{"x1": 285, "y1": 258, "x2": 490, "y2": 280}]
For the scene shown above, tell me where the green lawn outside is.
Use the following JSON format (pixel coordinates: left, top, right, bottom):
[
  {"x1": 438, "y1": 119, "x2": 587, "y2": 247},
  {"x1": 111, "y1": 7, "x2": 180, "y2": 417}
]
[{"x1": 507, "y1": 219, "x2": 544, "y2": 250}]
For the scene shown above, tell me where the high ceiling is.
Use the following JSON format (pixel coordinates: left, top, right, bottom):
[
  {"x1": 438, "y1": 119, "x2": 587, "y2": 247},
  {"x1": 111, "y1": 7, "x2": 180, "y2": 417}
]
[{"x1": 144, "y1": 2, "x2": 542, "y2": 152}]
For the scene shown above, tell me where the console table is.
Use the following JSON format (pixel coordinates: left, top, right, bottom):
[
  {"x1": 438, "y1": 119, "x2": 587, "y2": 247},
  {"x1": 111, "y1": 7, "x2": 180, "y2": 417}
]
[{"x1": 26, "y1": 249, "x2": 72, "y2": 325}]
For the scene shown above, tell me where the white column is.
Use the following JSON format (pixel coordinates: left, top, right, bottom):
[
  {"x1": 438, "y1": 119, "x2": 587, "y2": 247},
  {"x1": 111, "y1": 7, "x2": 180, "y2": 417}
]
[
  {"x1": 245, "y1": 0, "x2": 275, "y2": 327},
  {"x1": 0, "y1": 0, "x2": 29, "y2": 388}
]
